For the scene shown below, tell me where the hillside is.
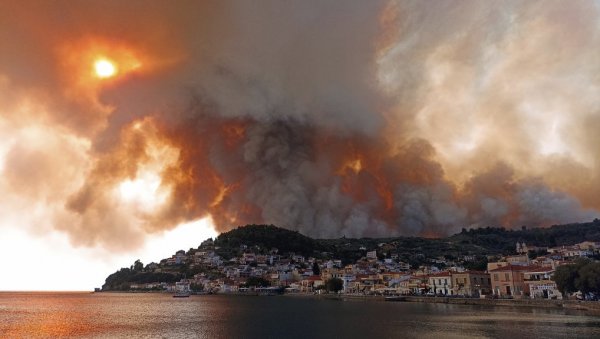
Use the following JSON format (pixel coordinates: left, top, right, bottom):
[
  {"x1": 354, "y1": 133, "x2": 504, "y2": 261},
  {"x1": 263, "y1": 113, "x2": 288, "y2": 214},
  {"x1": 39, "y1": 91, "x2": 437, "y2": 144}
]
[
  {"x1": 214, "y1": 224, "x2": 324, "y2": 258},
  {"x1": 449, "y1": 219, "x2": 600, "y2": 252},
  {"x1": 214, "y1": 220, "x2": 600, "y2": 265},
  {"x1": 102, "y1": 220, "x2": 600, "y2": 290}
]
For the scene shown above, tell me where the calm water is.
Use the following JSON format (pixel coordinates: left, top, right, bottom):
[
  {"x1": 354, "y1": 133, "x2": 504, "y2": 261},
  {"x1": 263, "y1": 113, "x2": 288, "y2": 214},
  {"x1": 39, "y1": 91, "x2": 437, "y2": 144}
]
[{"x1": 1, "y1": 292, "x2": 599, "y2": 338}]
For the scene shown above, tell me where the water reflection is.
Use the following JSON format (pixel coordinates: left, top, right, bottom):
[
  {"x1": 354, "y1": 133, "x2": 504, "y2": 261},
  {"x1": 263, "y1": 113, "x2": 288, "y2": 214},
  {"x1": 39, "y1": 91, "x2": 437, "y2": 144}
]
[{"x1": 0, "y1": 292, "x2": 598, "y2": 338}]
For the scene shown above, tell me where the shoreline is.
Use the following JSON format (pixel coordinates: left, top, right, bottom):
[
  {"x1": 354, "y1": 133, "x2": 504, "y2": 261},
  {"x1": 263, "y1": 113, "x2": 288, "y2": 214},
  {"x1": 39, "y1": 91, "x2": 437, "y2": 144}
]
[
  {"x1": 280, "y1": 292, "x2": 600, "y2": 315},
  {"x1": 398, "y1": 295, "x2": 600, "y2": 314},
  {"x1": 94, "y1": 290, "x2": 600, "y2": 316}
]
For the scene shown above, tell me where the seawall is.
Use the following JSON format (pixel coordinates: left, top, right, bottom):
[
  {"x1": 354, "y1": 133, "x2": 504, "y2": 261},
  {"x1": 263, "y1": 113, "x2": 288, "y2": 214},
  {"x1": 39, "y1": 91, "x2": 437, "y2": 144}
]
[{"x1": 400, "y1": 296, "x2": 600, "y2": 314}]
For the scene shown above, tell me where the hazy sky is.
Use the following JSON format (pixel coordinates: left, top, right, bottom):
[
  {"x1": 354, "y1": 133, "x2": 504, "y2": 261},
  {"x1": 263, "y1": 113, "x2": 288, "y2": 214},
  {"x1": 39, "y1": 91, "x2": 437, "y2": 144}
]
[{"x1": 1, "y1": 0, "x2": 599, "y2": 290}]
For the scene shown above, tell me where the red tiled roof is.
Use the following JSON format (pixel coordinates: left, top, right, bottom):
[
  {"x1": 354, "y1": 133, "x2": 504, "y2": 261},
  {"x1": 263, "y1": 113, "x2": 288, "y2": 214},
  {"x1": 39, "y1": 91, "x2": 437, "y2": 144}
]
[
  {"x1": 461, "y1": 270, "x2": 487, "y2": 274},
  {"x1": 429, "y1": 271, "x2": 451, "y2": 277},
  {"x1": 523, "y1": 267, "x2": 554, "y2": 273},
  {"x1": 452, "y1": 271, "x2": 488, "y2": 275},
  {"x1": 489, "y1": 265, "x2": 543, "y2": 272}
]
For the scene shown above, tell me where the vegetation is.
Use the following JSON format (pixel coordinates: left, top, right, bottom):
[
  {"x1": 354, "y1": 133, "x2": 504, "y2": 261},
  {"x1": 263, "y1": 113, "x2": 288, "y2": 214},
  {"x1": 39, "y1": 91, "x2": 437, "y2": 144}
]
[
  {"x1": 214, "y1": 224, "x2": 324, "y2": 258},
  {"x1": 554, "y1": 259, "x2": 600, "y2": 299},
  {"x1": 554, "y1": 264, "x2": 580, "y2": 296},
  {"x1": 462, "y1": 256, "x2": 488, "y2": 271},
  {"x1": 451, "y1": 219, "x2": 600, "y2": 254},
  {"x1": 527, "y1": 249, "x2": 549, "y2": 259},
  {"x1": 312, "y1": 261, "x2": 321, "y2": 276},
  {"x1": 190, "y1": 283, "x2": 204, "y2": 292},
  {"x1": 242, "y1": 277, "x2": 270, "y2": 288},
  {"x1": 325, "y1": 278, "x2": 344, "y2": 293},
  {"x1": 102, "y1": 220, "x2": 600, "y2": 291},
  {"x1": 102, "y1": 261, "x2": 179, "y2": 291},
  {"x1": 211, "y1": 221, "x2": 600, "y2": 264}
]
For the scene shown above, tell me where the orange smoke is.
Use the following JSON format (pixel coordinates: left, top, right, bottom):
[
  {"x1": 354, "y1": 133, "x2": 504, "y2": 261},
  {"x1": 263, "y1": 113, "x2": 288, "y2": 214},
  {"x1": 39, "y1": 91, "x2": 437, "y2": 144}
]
[{"x1": 2, "y1": 0, "x2": 599, "y2": 252}]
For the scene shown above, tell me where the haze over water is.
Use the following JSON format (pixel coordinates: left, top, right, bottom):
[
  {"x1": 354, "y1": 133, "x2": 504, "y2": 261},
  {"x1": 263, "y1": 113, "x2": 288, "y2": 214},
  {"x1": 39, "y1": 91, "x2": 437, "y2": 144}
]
[{"x1": 1, "y1": 292, "x2": 599, "y2": 338}]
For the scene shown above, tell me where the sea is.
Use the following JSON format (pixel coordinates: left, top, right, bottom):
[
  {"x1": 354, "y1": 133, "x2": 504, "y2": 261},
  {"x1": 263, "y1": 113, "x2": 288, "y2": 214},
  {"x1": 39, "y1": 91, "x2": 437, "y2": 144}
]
[{"x1": 1, "y1": 292, "x2": 599, "y2": 338}]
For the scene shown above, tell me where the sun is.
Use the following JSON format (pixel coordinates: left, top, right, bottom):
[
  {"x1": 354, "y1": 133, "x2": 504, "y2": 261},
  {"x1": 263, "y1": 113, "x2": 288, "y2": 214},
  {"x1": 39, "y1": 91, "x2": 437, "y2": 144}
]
[{"x1": 94, "y1": 58, "x2": 117, "y2": 78}]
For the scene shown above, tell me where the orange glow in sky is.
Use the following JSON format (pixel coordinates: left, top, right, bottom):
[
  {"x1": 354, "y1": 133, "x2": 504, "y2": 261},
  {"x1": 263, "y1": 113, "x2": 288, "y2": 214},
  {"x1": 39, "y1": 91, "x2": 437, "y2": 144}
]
[
  {"x1": 58, "y1": 38, "x2": 146, "y2": 94},
  {"x1": 2, "y1": 1, "x2": 600, "y2": 293}
]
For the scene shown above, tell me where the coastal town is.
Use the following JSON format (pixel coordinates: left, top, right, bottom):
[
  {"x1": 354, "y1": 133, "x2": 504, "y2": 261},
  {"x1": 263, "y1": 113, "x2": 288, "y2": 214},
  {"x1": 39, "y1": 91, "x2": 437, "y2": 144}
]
[{"x1": 104, "y1": 225, "x2": 600, "y2": 301}]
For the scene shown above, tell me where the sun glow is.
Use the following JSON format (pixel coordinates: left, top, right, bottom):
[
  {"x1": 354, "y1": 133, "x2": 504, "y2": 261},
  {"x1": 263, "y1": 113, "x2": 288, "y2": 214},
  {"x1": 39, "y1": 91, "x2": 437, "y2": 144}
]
[
  {"x1": 118, "y1": 171, "x2": 166, "y2": 209},
  {"x1": 339, "y1": 158, "x2": 363, "y2": 175},
  {"x1": 114, "y1": 119, "x2": 181, "y2": 213},
  {"x1": 94, "y1": 59, "x2": 117, "y2": 78}
]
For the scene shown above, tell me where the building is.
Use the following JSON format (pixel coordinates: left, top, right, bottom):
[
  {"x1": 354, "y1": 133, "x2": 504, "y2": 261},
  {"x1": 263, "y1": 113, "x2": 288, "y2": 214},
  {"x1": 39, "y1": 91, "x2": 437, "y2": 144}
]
[
  {"x1": 397, "y1": 262, "x2": 410, "y2": 271},
  {"x1": 241, "y1": 253, "x2": 256, "y2": 264},
  {"x1": 489, "y1": 265, "x2": 534, "y2": 298},
  {"x1": 505, "y1": 255, "x2": 530, "y2": 266},
  {"x1": 487, "y1": 254, "x2": 529, "y2": 272},
  {"x1": 341, "y1": 273, "x2": 356, "y2": 292},
  {"x1": 523, "y1": 267, "x2": 562, "y2": 299},
  {"x1": 451, "y1": 271, "x2": 491, "y2": 297},
  {"x1": 548, "y1": 245, "x2": 594, "y2": 259},
  {"x1": 577, "y1": 241, "x2": 600, "y2": 251},
  {"x1": 389, "y1": 275, "x2": 412, "y2": 295},
  {"x1": 516, "y1": 242, "x2": 528, "y2": 254},
  {"x1": 403, "y1": 274, "x2": 429, "y2": 295},
  {"x1": 321, "y1": 268, "x2": 343, "y2": 281},
  {"x1": 428, "y1": 272, "x2": 452, "y2": 295},
  {"x1": 300, "y1": 276, "x2": 324, "y2": 293}
]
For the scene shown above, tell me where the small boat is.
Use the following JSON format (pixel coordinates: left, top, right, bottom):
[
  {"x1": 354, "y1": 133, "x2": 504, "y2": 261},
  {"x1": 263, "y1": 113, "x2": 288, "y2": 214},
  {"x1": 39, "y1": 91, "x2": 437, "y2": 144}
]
[
  {"x1": 173, "y1": 291, "x2": 191, "y2": 298},
  {"x1": 173, "y1": 281, "x2": 191, "y2": 298}
]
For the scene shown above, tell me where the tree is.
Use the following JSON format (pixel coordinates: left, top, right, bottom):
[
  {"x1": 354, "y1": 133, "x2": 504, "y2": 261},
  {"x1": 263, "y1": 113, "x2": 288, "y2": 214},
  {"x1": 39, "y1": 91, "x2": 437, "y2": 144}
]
[
  {"x1": 325, "y1": 278, "x2": 344, "y2": 293},
  {"x1": 312, "y1": 262, "x2": 321, "y2": 276},
  {"x1": 133, "y1": 259, "x2": 144, "y2": 272},
  {"x1": 554, "y1": 264, "x2": 578, "y2": 297},
  {"x1": 243, "y1": 277, "x2": 270, "y2": 287},
  {"x1": 554, "y1": 259, "x2": 591, "y2": 297},
  {"x1": 463, "y1": 256, "x2": 488, "y2": 271},
  {"x1": 528, "y1": 249, "x2": 548, "y2": 260},
  {"x1": 190, "y1": 283, "x2": 204, "y2": 292},
  {"x1": 575, "y1": 262, "x2": 600, "y2": 297}
]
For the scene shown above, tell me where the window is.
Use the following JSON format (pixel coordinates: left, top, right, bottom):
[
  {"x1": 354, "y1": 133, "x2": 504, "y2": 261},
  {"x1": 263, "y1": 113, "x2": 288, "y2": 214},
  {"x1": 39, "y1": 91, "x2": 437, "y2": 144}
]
[
  {"x1": 504, "y1": 273, "x2": 509, "y2": 281},
  {"x1": 494, "y1": 274, "x2": 498, "y2": 281}
]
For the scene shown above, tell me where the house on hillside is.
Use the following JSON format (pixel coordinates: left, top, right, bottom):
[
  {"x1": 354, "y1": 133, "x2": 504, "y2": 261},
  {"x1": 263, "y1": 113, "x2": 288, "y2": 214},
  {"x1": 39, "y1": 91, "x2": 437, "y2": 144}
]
[{"x1": 366, "y1": 250, "x2": 377, "y2": 260}]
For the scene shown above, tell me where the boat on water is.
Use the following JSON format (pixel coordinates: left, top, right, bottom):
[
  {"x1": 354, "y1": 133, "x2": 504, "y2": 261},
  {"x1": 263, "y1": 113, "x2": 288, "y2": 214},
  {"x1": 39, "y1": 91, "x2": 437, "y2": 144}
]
[
  {"x1": 173, "y1": 281, "x2": 191, "y2": 298},
  {"x1": 173, "y1": 291, "x2": 191, "y2": 298}
]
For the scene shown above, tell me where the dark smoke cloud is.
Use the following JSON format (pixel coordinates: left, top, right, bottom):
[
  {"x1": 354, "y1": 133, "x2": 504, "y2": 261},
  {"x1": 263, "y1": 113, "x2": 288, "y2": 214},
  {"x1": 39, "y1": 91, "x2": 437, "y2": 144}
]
[{"x1": 0, "y1": 0, "x2": 598, "y2": 250}]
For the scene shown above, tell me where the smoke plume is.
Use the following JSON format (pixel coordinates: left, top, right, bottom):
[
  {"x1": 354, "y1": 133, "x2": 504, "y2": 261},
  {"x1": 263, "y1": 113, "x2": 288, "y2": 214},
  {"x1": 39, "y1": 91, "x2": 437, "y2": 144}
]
[{"x1": 0, "y1": 0, "x2": 599, "y2": 250}]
